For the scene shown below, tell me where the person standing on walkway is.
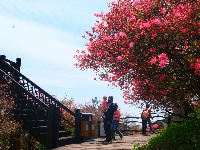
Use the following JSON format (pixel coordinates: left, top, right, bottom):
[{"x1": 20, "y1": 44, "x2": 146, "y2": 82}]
[
  {"x1": 104, "y1": 96, "x2": 118, "y2": 143},
  {"x1": 141, "y1": 103, "x2": 151, "y2": 136},
  {"x1": 101, "y1": 96, "x2": 108, "y2": 136},
  {"x1": 101, "y1": 96, "x2": 108, "y2": 121},
  {"x1": 147, "y1": 107, "x2": 153, "y2": 134},
  {"x1": 111, "y1": 107, "x2": 123, "y2": 140}
]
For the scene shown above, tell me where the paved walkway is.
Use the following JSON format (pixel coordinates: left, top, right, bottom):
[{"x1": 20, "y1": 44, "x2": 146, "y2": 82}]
[{"x1": 54, "y1": 134, "x2": 156, "y2": 150}]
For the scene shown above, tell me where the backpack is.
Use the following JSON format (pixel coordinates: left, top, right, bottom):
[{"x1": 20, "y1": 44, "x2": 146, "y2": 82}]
[{"x1": 141, "y1": 109, "x2": 150, "y2": 120}]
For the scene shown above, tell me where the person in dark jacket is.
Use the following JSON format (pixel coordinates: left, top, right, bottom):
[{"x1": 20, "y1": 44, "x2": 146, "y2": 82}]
[{"x1": 103, "y1": 96, "x2": 118, "y2": 143}]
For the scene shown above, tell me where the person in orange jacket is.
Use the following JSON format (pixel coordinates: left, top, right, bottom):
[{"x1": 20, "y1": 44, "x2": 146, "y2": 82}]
[
  {"x1": 111, "y1": 107, "x2": 123, "y2": 140},
  {"x1": 101, "y1": 96, "x2": 108, "y2": 140},
  {"x1": 101, "y1": 96, "x2": 108, "y2": 113}
]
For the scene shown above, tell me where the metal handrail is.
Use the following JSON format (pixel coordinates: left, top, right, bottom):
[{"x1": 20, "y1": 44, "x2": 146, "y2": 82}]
[
  {"x1": 0, "y1": 68, "x2": 48, "y2": 109},
  {"x1": 1, "y1": 60, "x2": 75, "y2": 116}
]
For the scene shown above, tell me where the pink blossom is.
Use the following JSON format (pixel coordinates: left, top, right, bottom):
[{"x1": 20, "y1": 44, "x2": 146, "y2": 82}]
[
  {"x1": 163, "y1": 20, "x2": 170, "y2": 26},
  {"x1": 129, "y1": 42, "x2": 134, "y2": 47},
  {"x1": 114, "y1": 34, "x2": 119, "y2": 40},
  {"x1": 153, "y1": 19, "x2": 160, "y2": 25},
  {"x1": 166, "y1": 14, "x2": 171, "y2": 19},
  {"x1": 129, "y1": 16, "x2": 136, "y2": 22},
  {"x1": 117, "y1": 56, "x2": 122, "y2": 61},
  {"x1": 158, "y1": 53, "x2": 168, "y2": 60},
  {"x1": 159, "y1": 59, "x2": 169, "y2": 68},
  {"x1": 157, "y1": 53, "x2": 169, "y2": 68},
  {"x1": 107, "y1": 57, "x2": 111, "y2": 61},
  {"x1": 104, "y1": 78, "x2": 109, "y2": 81},
  {"x1": 174, "y1": 12, "x2": 181, "y2": 17},
  {"x1": 124, "y1": 101, "x2": 128, "y2": 104},
  {"x1": 102, "y1": 36, "x2": 112, "y2": 40},
  {"x1": 130, "y1": 62, "x2": 135, "y2": 67},
  {"x1": 152, "y1": 124, "x2": 159, "y2": 129},
  {"x1": 134, "y1": 34, "x2": 139, "y2": 40},
  {"x1": 97, "y1": 52, "x2": 101, "y2": 56},
  {"x1": 151, "y1": 33, "x2": 157, "y2": 39},
  {"x1": 160, "y1": 8, "x2": 166, "y2": 14},
  {"x1": 197, "y1": 59, "x2": 200, "y2": 63},
  {"x1": 194, "y1": 63, "x2": 200, "y2": 75},
  {"x1": 141, "y1": 30, "x2": 146, "y2": 35},
  {"x1": 172, "y1": 76, "x2": 176, "y2": 80},
  {"x1": 198, "y1": 22, "x2": 200, "y2": 27},
  {"x1": 150, "y1": 57, "x2": 157, "y2": 65},
  {"x1": 160, "y1": 90, "x2": 167, "y2": 95},
  {"x1": 112, "y1": 82, "x2": 116, "y2": 86},
  {"x1": 181, "y1": 28, "x2": 187, "y2": 33},
  {"x1": 184, "y1": 41, "x2": 188, "y2": 49},
  {"x1": 159, "y1": 74, "x2": 167, "y2": 80},
  {"x1": 111, "y1": 76, "x2": 116, "y2": 81},
  {"x1": 153, "y1": 99, "x2": 158, "y2": 104},
  {"x1": 143, "y1": 22, "x2": 151, "y2": 28},
  {"x1": 173, "y1": 9, "x2": 181, "y2": 17},
  {"x1": 119, "y1": 31, "x2": 126, "y2": 37},
  {"x1": 109, "y1": 69, "x2": 114, "y2": 73},
  {"x1": 194, "y1": 70, "x2": 199, "y2": 75},
  {"x1": 150, "y1": 48, "x2": 156, "y2": 53}
]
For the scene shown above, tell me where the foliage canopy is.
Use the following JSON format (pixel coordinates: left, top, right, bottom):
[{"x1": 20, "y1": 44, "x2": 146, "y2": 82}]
[{"x1": 75, "y1": 0, "x2": 200, "y2": 111}]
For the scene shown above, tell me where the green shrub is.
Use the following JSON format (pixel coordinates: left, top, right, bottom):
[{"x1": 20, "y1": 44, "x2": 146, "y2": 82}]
[{"x1": 133, "y1": 119, "x2": 200, "y2": 150}]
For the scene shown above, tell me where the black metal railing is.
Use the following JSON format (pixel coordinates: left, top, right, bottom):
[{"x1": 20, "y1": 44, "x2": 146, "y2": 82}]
[
  {"x1": 0, "y1": 68, "x2": 50, "y2": 144},
  {"x1": 0, "y1": 56, "x2": 75, "y2": 120}
]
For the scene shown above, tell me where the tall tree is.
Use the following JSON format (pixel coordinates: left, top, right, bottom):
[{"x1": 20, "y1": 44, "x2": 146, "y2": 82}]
[{"x1": 75, "y1": 0, "x2": 200, "y2": 113}]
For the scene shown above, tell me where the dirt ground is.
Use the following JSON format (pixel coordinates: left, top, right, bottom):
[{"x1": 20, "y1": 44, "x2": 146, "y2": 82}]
[{"x1": 54, "y1": 133, "x2": 156, "y2": 150}]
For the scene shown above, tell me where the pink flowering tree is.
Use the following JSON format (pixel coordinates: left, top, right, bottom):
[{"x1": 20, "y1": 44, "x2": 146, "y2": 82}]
[
  {"x1": 60, "y1": 96, "x2": 77, "y2": 135},
  {"x1": 75, "y1": 0, "x2": 200, "y2": 115}
]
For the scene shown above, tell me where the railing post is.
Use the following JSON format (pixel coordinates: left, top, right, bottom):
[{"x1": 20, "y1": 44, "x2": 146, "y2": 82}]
[
  {"x1": 47, "y1": 105, "x2": 61, "y2": 149},
  {"x1": 75, "y1": 109, "x2": 81, "y2": 142},
  {"x1": 0, "y1": 55, "x2": 6, "y2": 72},
  {"x1": 13, "y1": 58, "x2": 21, "y2": 82},
  {"x1": 15, "y1": 58, "x2": 21, "y2": 72},
  {"x1": 47, "y1": 104, "x2": 54, "y2": 149},
  {"x1": 167, "y1": 115, "x2": 172, "y2": 127},
  {"x1": 53, "y1": 106, "x2": 61, "y2": 148},
  {"x1": 97, "y1": 121, "x2": 101, "y2": 138},
  {"x1": 0, "y1": 55, "x2": 6, "y2": 61}
]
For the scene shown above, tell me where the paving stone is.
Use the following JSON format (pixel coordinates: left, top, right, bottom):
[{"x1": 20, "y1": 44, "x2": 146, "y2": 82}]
[{"x1": 54, "y1": 134, "x2": 157, "y2": 150}]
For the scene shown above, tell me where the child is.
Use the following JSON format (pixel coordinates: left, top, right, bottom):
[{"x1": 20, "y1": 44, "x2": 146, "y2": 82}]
[{"x1": 101, "y1": 96, "x2": 108, "y2": 112}]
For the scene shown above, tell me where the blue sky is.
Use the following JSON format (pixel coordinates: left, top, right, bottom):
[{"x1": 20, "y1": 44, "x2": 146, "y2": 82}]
[{"x1": 0, "y1": 0, "x2": 143, "y2": 117}]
